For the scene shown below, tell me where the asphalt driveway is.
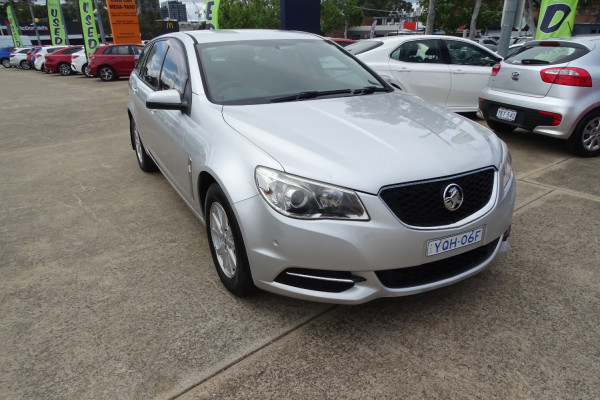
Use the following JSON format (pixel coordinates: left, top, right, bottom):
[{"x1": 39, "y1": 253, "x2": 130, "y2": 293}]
[{"x1": 1, "y1": 68, "x2": 598, "y2": 399}]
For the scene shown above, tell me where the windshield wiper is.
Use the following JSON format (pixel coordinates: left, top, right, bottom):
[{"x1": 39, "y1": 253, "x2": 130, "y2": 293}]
[
  {"x1": 270, "y1": 89, "x2": 352, "y2": 103},
  {"x1": 520, "y1": 59, "x2": 550, "y2": 65},
  {"x1": 353, "y1": 86, "x2": 387, "y2": 95}
]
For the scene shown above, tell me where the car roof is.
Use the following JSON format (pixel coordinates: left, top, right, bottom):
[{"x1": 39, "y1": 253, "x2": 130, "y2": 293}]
[{"x1": 178, "y1": 29, "x2": 323, "y2": 44}]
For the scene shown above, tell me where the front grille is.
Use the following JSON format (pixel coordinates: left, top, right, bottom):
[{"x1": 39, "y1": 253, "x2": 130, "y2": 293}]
[
  {"x1": 379, "y1": 168, "x2": 495, "y2": 227},
  {"x1": 375, "y1": 237, "x2": 500, "y2": 289}
]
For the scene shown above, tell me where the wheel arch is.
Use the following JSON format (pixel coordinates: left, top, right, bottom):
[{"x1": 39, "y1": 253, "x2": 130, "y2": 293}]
[
  {"x1": 198, "y1": 171, "x2": 218, "y2": 218},
  {"x1": 127, "y1": 110, "x2": 135, "y2": 150}
]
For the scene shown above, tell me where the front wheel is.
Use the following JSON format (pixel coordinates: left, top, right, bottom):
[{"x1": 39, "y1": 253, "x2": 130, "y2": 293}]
[
  {"x1": 99, "y1": 65, "x2": 116, "y2": 81},
  {"x1": 130, "y1": 118, "x2": 157, "y2": 172},
  {"x1": 1, "y1": 59, "x2": 10, "y2": 68},
  {"x1": 568, "y1": 110, "x2": 600, "y2": 157},
  {"x1": 205, "y1": 184, "x2": 254, "y2": 297},
  {"x1": 486, "y1": 119, "x2": 516, "y2": 133},
  {"x1": 83, "y1": 64, "x2": 93, "y2": 78},
  {"x1": 58, "y1": 63, "x2": 72, "y2": 76}
]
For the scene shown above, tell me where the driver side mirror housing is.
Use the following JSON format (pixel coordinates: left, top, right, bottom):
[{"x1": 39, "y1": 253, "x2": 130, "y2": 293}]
[{"x1": 146, "y1": 89, "x2": 188, "y2": 112}]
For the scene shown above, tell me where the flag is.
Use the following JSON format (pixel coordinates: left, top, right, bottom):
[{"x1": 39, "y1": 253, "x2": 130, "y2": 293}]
[
  {"x1": 205, "y1": 0, "x2": 221, "y2": 30},
  {"x1": 79, "y1": 0, "x2": 100, "y2": 60},
  {"x1": 536, "y1": 0, "x2": 579, "y2": 39},
  {"x1": 47, "y1": 0, "x2": 67, "y2": 46},
  {"x1": 6, "y1": 4, "x2": 23, "y2": 47}
]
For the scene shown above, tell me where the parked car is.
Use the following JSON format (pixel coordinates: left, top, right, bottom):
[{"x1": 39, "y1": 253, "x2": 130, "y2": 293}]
[
  {"x1": 9, "y1": 47, "x2": 32, "y2": 69},
  {"x1": 25, "y1": 46, "x2": 41, "y2": 70},
  {"x1": 472, "y1": 37, "x2": 499, "y2": 52},
  {"x1": 70, "y1": 48, "x2": 93, "y2": 77},
  {"x1": 1, "y1": 46, "x2": 15, "y2": 68},
  {"x1": 346, "y1": 35, "x2": 502, "y2": 112},
  {"x1": 478, "y1": 36, "x2": 600, "y2": 157},
  {"x1": 329, "y1": 38, "x2": 357, "y2": 47},
  {"x1": 44, "y1": 46, "x2": 83, "y2": 75},
  {"x1": 88, "y1": 44, "x2": 143, "y2": 81},
  {"x1": 32, "y1": 45, "x2": 68, "y2": 71},
  {"x1": 128, "y1": 30, "x2": 515, "y2": 304}
]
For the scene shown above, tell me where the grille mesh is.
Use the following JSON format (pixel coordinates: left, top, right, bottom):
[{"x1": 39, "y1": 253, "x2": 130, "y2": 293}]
[{"x1": 379, "y1": 168, "x2": 495, "y2": 227}]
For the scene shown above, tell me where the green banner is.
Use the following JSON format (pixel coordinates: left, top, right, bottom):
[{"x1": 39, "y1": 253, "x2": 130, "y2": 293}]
[
  {"x1": 47, "y1": 0, "x2": 67, "y2": 46},
  {"x1": 205, "y1": 0, "x2": 221, "y2": 30},
  {"x1": 6, "y1": 5, "x2": 23, "y2": 47},
  {"x1": 536, "y1": 0, "x2": 578, "y2": 39},
  {"x1": 79, "y1": 0, "x2": 100, "y2": 59}
]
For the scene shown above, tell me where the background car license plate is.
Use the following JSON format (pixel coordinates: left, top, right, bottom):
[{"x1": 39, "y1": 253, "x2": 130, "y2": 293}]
[
  {"x1": 427, "y1": 227, "x2": 484, "y2": 256},
  {"x1": 496, "y1": 107, "x2": 517, "y2": 121}
]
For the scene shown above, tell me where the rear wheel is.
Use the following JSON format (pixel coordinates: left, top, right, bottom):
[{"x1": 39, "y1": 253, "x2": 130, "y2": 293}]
[
  {"x1": 486, "y1": 119, "x2": 516, "y2": 133},
  {"x1": 99, "y1": 65, "x2": 116, "y2": 81},
  {"x1": 568, "y1": 110, "x2": 600, "y2": 157},
  {"x1": 83, "y1": 64, "x2": 93, "y2": 77},
  {"x1": 20, "y1": 60, "x2": 31, "y2": 70},
  {"x1": 58, "y1": 63, "x2": 72, "y2": 76},
  {"x1": 205, "y1": 184, "x2": 254, "y2": 297},
  {"x1": 130, "y1": 118, "x2": 157, "y2": 172},
  {"x1": 1, "y1": 59, "x2": 10, "y2": 68}
]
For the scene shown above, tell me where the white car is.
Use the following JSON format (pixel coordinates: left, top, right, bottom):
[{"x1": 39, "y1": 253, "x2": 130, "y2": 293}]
[
  {"x1": 9, "y1": 47, "x2": 32, "y2": 69},
  {"x1": 32, "y1": 45, "x2": 67, "y2": 72},
  {"x1": 127, "y1": 30, "x2": 515, "y2": 304},
  {"x1": 346, "y1": 35, "x2": 502, "y2": 113},
  {"x1": 70, "y1": 48, "x2": 93, "y2": 77}
]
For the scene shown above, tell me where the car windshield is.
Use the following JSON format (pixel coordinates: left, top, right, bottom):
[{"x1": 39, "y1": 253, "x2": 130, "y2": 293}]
[
  {"x1": 504, "y1": 42, "x2": 589, "y2": 65},
  {"x1": 197, "y1": 39, "x2": 390, "y2": 105}
]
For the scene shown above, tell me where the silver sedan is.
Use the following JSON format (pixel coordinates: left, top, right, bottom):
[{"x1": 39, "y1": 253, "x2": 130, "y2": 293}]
[{"x1": 128, "y1": 30, "x2": 515, "y2": 304}]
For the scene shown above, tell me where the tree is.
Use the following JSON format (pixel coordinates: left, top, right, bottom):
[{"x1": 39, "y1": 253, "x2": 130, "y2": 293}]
[
  {"x1": 219, "y1": 0, "x2": 280, "y2": 29},
  {"x1": 425, "y1": 0, "x2": 435, "y2": 34},
  {"x1": 419, "y1": 0, "x2": 503, "y2": 36},
  {"x1": 358, "y1": 1, "x2": 413, "y2": 17},
  {"x1": 468, "y1": 0, "x2": 481, "y2": 39},
  {"x1": 321, "y1": 0, "x2": 364, "y2": 37}
]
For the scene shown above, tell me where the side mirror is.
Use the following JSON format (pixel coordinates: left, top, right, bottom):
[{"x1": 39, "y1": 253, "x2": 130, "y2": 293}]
[
  {"x1": 379, "y1": 74, "x2": 392, "y2": 84},
  {"x1": 146, "y1": 89, "x2": 188, "y2": 112}
]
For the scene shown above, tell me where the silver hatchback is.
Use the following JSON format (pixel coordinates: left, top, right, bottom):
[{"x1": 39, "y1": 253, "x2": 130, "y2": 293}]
[
  {"x1": 478, "y1": 36, "x2": 600, "y2": 157},
  {"x1": 128, "y1": 30, "x2": 514, "y2": 304}
]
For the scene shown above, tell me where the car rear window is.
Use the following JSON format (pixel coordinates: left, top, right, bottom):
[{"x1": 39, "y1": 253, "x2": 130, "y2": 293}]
[
  {"x1": 504, "y1": 42, "x2": 589, "y2": 65},
  {"x1": 345, "y1": 40, "x2": 384, "y2": 55}
]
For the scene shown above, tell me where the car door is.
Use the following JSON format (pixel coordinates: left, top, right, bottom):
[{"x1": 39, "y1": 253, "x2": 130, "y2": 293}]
[
  {"x1": 130, "y1": 40, "x2": 168, "y2": 164},
  {"x1": 147, "y1": 39, "x2": 193, "y2": 198},
  {"x1": 111, "y1": 45, "x2": 132, "y2": 75},
  {"x1": 387, "y1": 38, "x2": 451, "y2": 107},
  {"x1": 443, "y1": 39, "x2": 501, "y2": 111}
]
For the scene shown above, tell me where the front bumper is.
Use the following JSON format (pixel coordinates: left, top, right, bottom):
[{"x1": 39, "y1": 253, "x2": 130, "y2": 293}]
[{"x1": 234, "y1": 172, "x2": 516, "y2": 304}]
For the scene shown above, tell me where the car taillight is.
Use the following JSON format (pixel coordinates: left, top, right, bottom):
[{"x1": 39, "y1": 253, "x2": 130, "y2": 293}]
[
  {"x1": 72, "y1": 55, "x2": 79, "y2": 59},
  {"x1": 491, "y1": 63, "x2": 501, "y2": 76},
  {"x1": 10, "y1": 54, "x2": 15, "y2": 58},
  {"x1": 540, "y1": 67, "x2": 592, "y2": 87},
  {"x1": 35, "y1": 54, "x2": 41, "y2": 58}
]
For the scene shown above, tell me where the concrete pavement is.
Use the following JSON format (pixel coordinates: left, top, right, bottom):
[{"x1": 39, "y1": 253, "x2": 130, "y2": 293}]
[{"x1": 1, "y1": 68, "x2": 598, "y2": 399}]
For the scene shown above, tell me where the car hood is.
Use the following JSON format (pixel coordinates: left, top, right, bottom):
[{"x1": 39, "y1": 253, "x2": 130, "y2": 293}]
[{"x1": 222, "y1": 91, "x2": 501, "y2": 194}]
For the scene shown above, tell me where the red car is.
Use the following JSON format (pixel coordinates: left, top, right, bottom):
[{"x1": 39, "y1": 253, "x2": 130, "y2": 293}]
[
  {"x1": 44, "y1": 46, "x2": 83, "y2": 75},
  {"x1": 88, "y1": 44, "x2": 144, "y2": 81}
]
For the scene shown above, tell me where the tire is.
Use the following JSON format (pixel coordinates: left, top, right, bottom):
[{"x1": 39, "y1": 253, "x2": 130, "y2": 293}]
[
  {"x1": 83, "y1": 64, "x2": 93, "y2": 78},
  {"x1": 568, "y1": 109, "x2": 600, "y2": 157},
  {"x1": 58, "y1": 63, "x2": 72, "y2": 76},
  {"x1": 20, "y1": 60, "x2": 31, "y2": 70},
  {"x1": 205, "y1": 184, "x2": 254, "y2": 297},
  {"x1": 99, "y1": 65, "x2": 116, "y2": 81},
  {"x1": 486, "y1": 119, "x2": 516, "y2": 133},
  {"x1": 130, "y1": 118, "x2": 157, "y2": 172},
  {"x1": 1, "y1": 58, "x2": 10, "y2": 68}
]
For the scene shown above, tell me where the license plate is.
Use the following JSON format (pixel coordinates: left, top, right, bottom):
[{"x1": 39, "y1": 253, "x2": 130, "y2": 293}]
[
  {"x1": 426, "y1": 227, "x2": 484, "y2": 257},
  {"x1": 496, "y1": 107, "x2": 517, "y2": 122}
]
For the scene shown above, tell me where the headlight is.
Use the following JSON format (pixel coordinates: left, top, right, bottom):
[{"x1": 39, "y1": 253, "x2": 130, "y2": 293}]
[
  {"x1": 255, "y1": 166, "x2": 369, "y2": 220},
  {"x1": 500, "y1": 141, "x2": 513, "y2": 189}
]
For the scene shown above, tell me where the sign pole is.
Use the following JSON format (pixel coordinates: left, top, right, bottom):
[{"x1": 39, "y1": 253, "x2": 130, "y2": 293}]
[
  {"x1": 93, "y1": 0, "x2": 106, "y2": 44},
  {"x1": 26, "y1": 0, "x2": 42, "y2": 45}
]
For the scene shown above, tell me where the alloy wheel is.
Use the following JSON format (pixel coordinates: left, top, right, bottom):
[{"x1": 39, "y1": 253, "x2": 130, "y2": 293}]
[
  {"x1": 100, "y1": 67, "x2": 114, "y2": 81},
  {"x1": 2, "y1": 59, "x2": 10, "y2": 68},
  {"x1": 59, "y1": 63, "x2": 71, "y2": 76},
  {"x1": 582, "y1": 116, "x2": 600, "y2": 152},
  {"x1": 209, "y1": 202, "x2": 237, "y2": 279}
]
